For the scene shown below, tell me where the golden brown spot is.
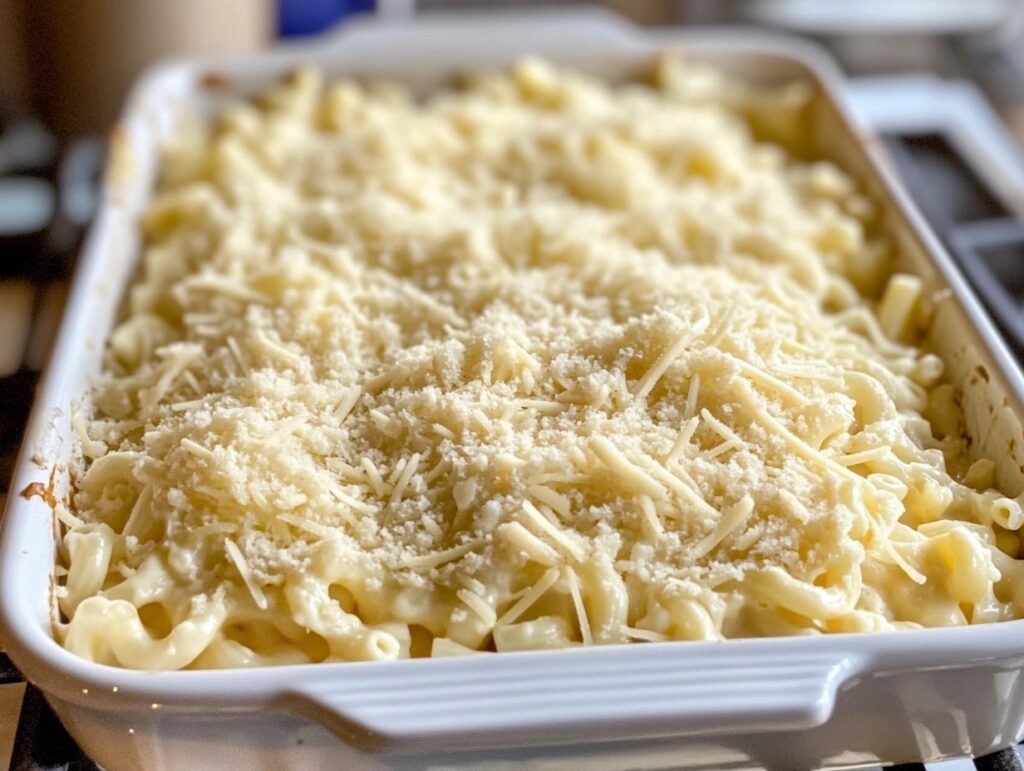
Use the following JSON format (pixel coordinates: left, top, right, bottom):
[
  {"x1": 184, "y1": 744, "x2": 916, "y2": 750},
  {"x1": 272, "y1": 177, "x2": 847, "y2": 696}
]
[
  {"x1": 20, "y1": 467, "x2": 58, "y2": 509},
  {"x1": 200, "y1": 71, "x2": 230, "y2": 90}
]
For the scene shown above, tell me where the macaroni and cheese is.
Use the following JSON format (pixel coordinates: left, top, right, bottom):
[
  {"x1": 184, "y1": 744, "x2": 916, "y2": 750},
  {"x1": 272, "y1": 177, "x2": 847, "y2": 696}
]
[{"x1": 58, "y1": 58, "x2": 1024, "y2": 669}]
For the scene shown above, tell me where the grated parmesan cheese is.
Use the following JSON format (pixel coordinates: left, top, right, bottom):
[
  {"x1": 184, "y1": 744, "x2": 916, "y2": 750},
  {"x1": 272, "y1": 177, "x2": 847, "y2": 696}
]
[{"x1": 60, "y1": 56, "x2": 1024, "y2": 670}]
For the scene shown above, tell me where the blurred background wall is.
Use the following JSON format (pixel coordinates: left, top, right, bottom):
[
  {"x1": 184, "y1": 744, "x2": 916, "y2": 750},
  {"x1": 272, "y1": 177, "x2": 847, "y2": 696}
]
[
  {"x1": 0, "y1": 0, "x2": 29, "y2": 122},
  {"x1": 3, "y1": 0, "x2": 1024, "y2": 139},
  {"x1": 1, "y1": 0, "x2": 274, "y2": 137}
]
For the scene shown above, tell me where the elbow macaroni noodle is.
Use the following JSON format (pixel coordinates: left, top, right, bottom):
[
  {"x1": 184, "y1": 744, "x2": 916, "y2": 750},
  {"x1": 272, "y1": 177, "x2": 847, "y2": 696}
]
[{"x1": 58, "y1": 57, "x2": 1024, "y2": 669}]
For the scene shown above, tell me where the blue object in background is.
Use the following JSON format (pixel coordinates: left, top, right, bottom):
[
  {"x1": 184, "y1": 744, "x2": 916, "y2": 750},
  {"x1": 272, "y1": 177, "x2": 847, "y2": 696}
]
[{"x1": 278, "y1": 0, "x2": 376, "y2": 36}]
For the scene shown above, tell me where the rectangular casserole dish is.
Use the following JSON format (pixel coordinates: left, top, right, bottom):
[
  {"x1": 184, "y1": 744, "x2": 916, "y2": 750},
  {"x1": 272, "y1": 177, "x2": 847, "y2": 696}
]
[{"x1": 3, "y1": 9, "x2": 1024, "y2": 770}]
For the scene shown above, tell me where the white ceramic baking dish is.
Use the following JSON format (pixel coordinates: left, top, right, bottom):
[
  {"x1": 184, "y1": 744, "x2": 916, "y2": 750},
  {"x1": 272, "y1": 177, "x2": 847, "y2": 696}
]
[{"x1": 3, "y1": 9, "x2": 1024, "y2": 770}]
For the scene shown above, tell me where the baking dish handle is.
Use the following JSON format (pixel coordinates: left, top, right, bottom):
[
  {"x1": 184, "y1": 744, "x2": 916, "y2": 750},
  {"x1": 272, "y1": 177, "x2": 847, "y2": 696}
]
[{"x1": 285, "y1": 648, "x2": 860, "y2": 753}]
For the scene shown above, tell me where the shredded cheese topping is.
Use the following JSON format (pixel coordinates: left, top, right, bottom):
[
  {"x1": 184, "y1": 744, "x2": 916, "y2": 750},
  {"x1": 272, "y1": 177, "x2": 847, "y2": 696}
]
[{"x1": 59, "y1": 57, "x2": 1024, "y2": 670}]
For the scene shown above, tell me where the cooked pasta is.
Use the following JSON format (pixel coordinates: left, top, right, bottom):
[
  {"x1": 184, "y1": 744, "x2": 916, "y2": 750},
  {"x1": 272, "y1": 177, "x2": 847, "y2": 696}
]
[{"x1": 58, "y1": 57, "x2": 1024, "y2": 669}]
